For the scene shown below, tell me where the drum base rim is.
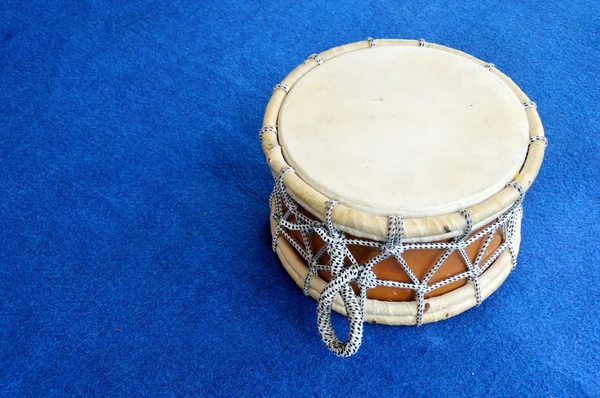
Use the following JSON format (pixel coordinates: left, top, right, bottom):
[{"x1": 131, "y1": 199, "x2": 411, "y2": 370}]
[{"x1": 271, "y1": 217, "x2": 520, "y2": 326}]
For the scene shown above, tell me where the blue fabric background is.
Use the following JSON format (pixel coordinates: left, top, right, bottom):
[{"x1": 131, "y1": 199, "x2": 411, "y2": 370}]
[{"x1": 1, "y1": 0, "x2": 599, "y2": 396}]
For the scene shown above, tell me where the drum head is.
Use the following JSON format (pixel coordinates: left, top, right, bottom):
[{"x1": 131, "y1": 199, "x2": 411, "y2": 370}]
[{"x1": 278, "y1": 46, "x2": 529, "y2": 217}]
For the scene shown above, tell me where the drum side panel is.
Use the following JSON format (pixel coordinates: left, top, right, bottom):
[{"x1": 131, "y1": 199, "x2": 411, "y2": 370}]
[
  {"x1": 271, "y1": 210, "x2": 522, "y2": 325},
  {"x1": 271, "y1": 208, "x2": 521, "y2": 325}
]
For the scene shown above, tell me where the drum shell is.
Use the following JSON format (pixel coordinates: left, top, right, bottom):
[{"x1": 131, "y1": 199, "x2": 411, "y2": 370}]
[{"x1": 285, "y1": 204, "x2": 504, "y2": 302}]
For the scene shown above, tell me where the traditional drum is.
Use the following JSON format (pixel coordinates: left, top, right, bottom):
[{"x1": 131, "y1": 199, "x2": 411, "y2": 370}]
[{"x1": 260, "y1": 38, "x2": 547, "y2": 357}]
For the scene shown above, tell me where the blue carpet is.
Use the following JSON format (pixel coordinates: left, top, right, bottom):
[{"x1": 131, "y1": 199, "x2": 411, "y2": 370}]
[{"x1": 1, "y1": 0, "x2": 599, "y2": 396}]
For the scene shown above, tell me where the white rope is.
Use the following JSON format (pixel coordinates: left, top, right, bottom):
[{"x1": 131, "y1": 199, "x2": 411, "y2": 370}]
[
  {"x1": 269, "y1": 168, "x2": 526, "y2": 357},
  {"x1": 259, "y1": 126, "x2": 277, "y2": 142},
  {"x1": 273, "y1": 83, "x2": 290, "y2": 93},
  {"x1": 308, "y1": 54, "x2": 323, "y2": 65}
]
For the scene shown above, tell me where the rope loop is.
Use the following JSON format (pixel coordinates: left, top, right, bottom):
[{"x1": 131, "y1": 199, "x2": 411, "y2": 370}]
[
  {"x1": 273, "y1": 83, "x2": 290, "y2": 93},
  {"x1": 530, "y1": 135, "x2": 548, "y2": 148},
  {"x1": 507, "y1": 181, "x2": 525, "y2": 205},
  {"x1": 317, "y1": 265, "x2": 364, "y2": 357}
]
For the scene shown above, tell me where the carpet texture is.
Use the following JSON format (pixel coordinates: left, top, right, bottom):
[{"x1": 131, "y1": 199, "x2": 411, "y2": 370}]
[{"x1": 1, "y1": 0, "x2": 599, "y2": 396}]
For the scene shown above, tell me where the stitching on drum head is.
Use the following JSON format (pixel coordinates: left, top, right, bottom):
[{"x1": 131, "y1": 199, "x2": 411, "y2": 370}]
[
  {"x1": 273, "y1": 83, "x2": 290, "y2": 93},
  {"x1": 308, "y1": 53, "x2": 323, "y2": 65},
  {"x1": 259, "y1": 126, "x2": 277, "y2": 141},
  {"x1": 529, "y1": 135, "x2": 548, "y2": 148}
]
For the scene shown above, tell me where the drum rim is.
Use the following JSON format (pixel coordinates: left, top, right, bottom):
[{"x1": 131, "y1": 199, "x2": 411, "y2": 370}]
[{"x1": 261, "y1": 39, "x2": 546, "y2": 241}]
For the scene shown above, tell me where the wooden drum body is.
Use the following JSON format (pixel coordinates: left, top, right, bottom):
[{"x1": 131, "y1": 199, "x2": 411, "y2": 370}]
[{"x1": 260, "y1": 39, "x2": 546, "y2": 356}]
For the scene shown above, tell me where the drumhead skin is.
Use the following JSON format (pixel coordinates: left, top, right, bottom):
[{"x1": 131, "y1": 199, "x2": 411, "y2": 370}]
[
  {"x1": 278, "y1": 46, "x2": 529, "y2": 217},
  {"x1": 261, "y1": 39, "x2": 545, "y2": 242}
]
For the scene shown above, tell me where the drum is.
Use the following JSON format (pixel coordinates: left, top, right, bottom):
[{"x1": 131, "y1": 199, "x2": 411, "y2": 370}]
[{"x1": 260, "y1": 39, "x2": 547, "y2": 357}]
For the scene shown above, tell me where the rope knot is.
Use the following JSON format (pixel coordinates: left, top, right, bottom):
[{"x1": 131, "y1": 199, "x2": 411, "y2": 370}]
[
  {"x1": 384, "y1": 243, "x2": 404, "y2": 257},
  {"x1": 327, "y1": 244, "x2": 345, "y2": 260},
  {"x1": 357, "y1": 268, "x2": 378, "y2": 290}
]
